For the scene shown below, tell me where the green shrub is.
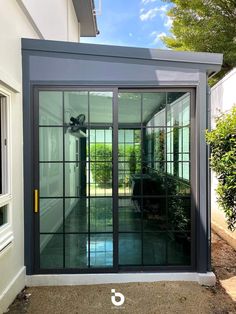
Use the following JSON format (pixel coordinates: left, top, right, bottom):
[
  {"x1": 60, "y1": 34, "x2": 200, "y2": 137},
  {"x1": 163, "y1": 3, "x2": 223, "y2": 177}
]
[
  {"x1": 90, "y1": 144, "x2": 112, "y2": 187},
  {"x1": 206, "y1": 106, "x2": 236, "y2": 231}
]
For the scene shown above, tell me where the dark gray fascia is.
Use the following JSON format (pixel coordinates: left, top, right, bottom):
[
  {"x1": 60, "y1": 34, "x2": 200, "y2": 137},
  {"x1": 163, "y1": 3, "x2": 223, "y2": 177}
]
[
  {"x1": 21, "y1": 38, "x2": 223, "y2": 76},
  {"x1": 72, "y1": 0, "x2": 98, "y2": 37}
]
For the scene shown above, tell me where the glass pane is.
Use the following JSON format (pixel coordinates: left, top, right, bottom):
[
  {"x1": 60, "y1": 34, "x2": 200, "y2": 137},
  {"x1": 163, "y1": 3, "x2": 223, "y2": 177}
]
[
  {"x1": 168, "y1": 197, "x2": 191, "y2": 231},
  {"x1": 39, "y1": 127, "x2": 63, "y2": 161},
  {"x1": 167, "y1": 232, "x2": 191, "y2": 265},
  {"x1": 40, "y1": 199, "x2": 63, "y2": 233},
  {"x1": 65, "y1": 234, "x2": 88, "y2": 268},
  {"x1": 65, "y1": 128, "x2": 87, "y2": 162},
  {"x1": 119, "y1": 233, "x2": 141, "y2": 265},
  {"x1": 40, "y1": 163, "x2": 63, "y2": 197},
  {"x1": 40, "y1": 234, "x2": 63, "y2": 268},
  {"x1": 90, "y1": 129, "x2": 112, "y2": 162},
  {"x1": 143, "y1": 233, "x2": 167, "y2": 265},
  {"x1": 0, "y1": 205, "x2": 7, "y2": 226},
  {"x1": 65, "y1": 162, "x2": 87, "y2": 197},
  {"x1": 144, "y1": 127, "x2": 166, "y2": 164},
  {"x1": 167, "y1": 92, "x2": 190, "y2": 127},
  {"x1": 39, "y1": 91, "x2": 63, "y2": 125},
  {"x1": 166, "y1": 170, "x2": 191, "y2": 196},
  {"x1": 118, "y1": 93, "x2": 141, "y2": 124},
  {"x1": 90, "y1": 92, "x2": 113, "y2": 124},
  {"x1": 143, "y1": 197, "x2": 167, "y2": 231},
  {"x1": 90, "y1": 233, "x2": 113, "y2": 267},
  {"x1": 90, "y1": 162, "x2": 112, "y2": 196},
  {"x1": 90, "y1": 198, "x2": 113, "y2": 232},
  {"x1": 143, "y1": 93, "x2": 166, "y2": 126},
  {"x1": 64, "y1": 91, "x2": 88, "y2": 125},
  {"x1": 119, "y1": 198, "x2": 141, "y2": 232},
  {"x1": 65, "y1": 198, "x2": 88, "y2": 232}
]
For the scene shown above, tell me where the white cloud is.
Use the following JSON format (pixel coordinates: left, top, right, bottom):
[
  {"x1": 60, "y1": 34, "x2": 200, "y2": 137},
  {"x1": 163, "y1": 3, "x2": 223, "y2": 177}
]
[
  {"x1": 129, "y1": 32, "x2": 133, "y2": 37},
  {"x1": 139, "y1": 5, "x2": 169, "y2": 21},
  {"x1": 141, "y1": 0, "x2": 158, "y2": 4},
  {"x1": 140, "y1": 8, "x2": 158, "y2": 21},
  {"x1": 164, "y1": 15, "x2": 173, "y2": 28},
  {"x1": 150, "y1": 31, "x2": 166, "y2": 44}
]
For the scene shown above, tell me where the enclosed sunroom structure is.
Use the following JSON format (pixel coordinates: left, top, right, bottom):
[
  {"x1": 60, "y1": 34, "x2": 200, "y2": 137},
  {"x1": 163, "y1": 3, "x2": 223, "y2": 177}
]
[{"x1": 22, "y1": 39, "x2": 223, "y2": 283}]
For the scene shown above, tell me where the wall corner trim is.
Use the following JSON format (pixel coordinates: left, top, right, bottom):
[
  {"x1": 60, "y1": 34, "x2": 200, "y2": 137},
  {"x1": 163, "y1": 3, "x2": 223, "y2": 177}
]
[{"x1": 0, "y1": 266, "x2": 26, "y2": 314}]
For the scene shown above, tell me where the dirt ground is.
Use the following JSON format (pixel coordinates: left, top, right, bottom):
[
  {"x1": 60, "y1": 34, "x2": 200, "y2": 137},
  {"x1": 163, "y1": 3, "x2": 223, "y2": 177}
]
[{"x1": 5, "y1": 232, "x2": 236, "y2": 314}]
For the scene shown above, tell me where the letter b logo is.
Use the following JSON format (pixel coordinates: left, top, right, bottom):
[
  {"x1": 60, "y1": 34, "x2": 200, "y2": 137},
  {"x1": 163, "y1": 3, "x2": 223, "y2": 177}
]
[{"x1": 111, "y1": 289, "x2": 125, "y2": 307}]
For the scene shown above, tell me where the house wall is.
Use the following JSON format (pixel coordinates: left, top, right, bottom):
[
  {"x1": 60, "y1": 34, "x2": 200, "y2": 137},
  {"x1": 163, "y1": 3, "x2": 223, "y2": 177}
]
[
  {"x1": 19, "y1": 0, "x2": 80, "y2": 42},
  {"x1": 0, "y1": 1, "x2": 81, "y2": 312},
  {"x1": 210, "y1": 68, "x2": 236, "y2": 250}
]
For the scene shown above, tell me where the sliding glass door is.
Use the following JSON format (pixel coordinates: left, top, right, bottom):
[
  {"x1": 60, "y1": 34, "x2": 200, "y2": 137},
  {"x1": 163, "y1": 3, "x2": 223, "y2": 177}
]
[
  {"x1": 34, "y1": 88, "x2": 193, "y2": 273},
  {"x1": 36, "y1": 89, "x2": 115, "y2": 271}
]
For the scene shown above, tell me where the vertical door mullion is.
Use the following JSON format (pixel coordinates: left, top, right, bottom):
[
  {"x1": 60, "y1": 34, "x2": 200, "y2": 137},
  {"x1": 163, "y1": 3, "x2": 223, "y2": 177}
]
[{"x1": 113, "y1": 88, "x2": 119, "y2": 272}]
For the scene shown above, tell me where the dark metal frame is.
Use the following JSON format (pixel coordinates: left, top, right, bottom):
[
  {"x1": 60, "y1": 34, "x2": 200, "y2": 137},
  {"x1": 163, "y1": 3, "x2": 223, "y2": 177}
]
[{"x1": 31, "y1": 85, "x2": 196, "y2": 274}]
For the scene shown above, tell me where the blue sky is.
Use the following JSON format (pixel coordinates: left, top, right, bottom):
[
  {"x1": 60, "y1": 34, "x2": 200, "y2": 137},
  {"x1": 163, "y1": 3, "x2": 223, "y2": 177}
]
[{"x1": 80, "y1": 0, "x2": 173, "y2": 48}]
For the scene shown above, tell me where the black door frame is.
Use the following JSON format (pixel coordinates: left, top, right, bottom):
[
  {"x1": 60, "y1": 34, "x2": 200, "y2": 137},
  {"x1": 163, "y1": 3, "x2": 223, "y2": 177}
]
[{"x1": 32, "y1": 86, "x2": 196, "y2": 274}]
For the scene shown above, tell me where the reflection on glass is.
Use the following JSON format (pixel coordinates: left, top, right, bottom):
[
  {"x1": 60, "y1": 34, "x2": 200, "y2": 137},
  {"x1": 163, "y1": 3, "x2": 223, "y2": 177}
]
[
  {"x1": 65, "y1": 129, "x2": 87, "y2": 162},
  {"x1": 167, "y1": 92, "x2": 190, "y2": 127},
  {"x1": 65, "y1": 162, "x2": 87, "y2": 197},
  {"x1": 168, "y1": 197, "x2": 191, "y2": 231},
  {"x1": 167, "y1": 232, "x2": 191, "y2": 265},
  {"x1": 90, "y1": 234, "x2": 113, "y2": 267},
  {"x1": 90, "y1": 198, "x2": 113, "y2": 232},
  {"x1": 143, "y1": 233, "x2": 167, "y2": 265},
  {"x1": 65, "y1": 198, "x2": 88, "y2": 232},
  {"x1": 119, "y1": 233, "x2": 141, "y2": 265},
  {"x1": 143, "y1": 197, "x2": 166, "y2": 231},
  {"x1": 39, "y1": 91, "x2": 63, "y2": 125},
  {"x1": 40, "y1": 234, "x2": 63, "y2": 268},
  {"x1": 39, "y1": 127, "x2": 63, "y2": 161},
  {"x1": 65, "y1": 234, "x2": 88, "y2": 268},
  {"x1": 119, "y1": 198, "x2": 141, "y2": 232},
  {"x1": 40, "y1": 163, "x2": 63, "y2": 197},
  {"x1": 118, "y1": 93, "x2": 141, "y2": 124},
  {"x1": 143, "y1": 93, "x2": 166, "y2": 126},
  {"x1": 64, "y1": 91, "x2": 88, "y2": 125},
  {"x1": 90, "y1": 92, "x2": 113, "y2": 124},
  {"x1": 40, "y1": 199, "x2": 63, "y2": 233}
]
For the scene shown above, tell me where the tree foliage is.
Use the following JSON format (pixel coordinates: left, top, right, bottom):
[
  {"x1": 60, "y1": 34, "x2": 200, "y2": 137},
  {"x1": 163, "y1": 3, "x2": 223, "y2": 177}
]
[
  {"x1": 162, "y1": 0, "x2": 236, "y2": 84},
  {"x1": 206, "y1": 106, "x2": 236, "y2": 231}
]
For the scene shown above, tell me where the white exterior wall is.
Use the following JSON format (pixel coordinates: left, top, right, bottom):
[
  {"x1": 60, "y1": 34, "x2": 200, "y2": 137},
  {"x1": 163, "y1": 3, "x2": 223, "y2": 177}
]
[
  {"x1": 19, "y1": 0, "x2": 80, "y2": 42},
  {"x1": 0, "y1": 1, "x2": 80, "y2": 312},
  {"x1": 210, "y1": 68, "x2": 236, "y2": 250}
]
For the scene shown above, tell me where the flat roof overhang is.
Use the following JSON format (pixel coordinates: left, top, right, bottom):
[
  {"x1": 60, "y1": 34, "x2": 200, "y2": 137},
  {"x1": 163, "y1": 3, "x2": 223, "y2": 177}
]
[
  {"x1": 22, "y1": 39, "x2": 223, "y2": 77},
  {"x1": 73, "y1": 0, "x2": 98, "y2": 37}
]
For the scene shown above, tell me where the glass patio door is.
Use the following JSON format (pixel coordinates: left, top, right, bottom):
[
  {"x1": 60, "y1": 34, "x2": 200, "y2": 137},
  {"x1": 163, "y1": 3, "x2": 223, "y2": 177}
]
[
  {"x1": 34, "y1": 88, "x2": 193, "y2": 272},
  {"x1": 35, "y1": 89, "x2": 116, "y2": 271}
]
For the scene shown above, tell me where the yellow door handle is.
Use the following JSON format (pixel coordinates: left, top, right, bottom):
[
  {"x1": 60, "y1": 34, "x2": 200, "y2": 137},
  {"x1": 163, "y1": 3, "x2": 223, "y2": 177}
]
[{"x1": 34, "y1": 189, "x2": 39, "y2": 213}]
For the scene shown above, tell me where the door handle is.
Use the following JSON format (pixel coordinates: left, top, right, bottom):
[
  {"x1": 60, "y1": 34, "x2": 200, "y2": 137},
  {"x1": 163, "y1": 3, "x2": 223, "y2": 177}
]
[{"x1": 34, "y1": 189, "x2": 39, "y2": 213}]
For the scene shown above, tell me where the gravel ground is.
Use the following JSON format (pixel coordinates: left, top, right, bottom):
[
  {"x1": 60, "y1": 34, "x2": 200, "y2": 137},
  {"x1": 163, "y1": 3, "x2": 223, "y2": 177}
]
[{"x1": 5, "y1": 232, "x2": 236, "y2": 314}]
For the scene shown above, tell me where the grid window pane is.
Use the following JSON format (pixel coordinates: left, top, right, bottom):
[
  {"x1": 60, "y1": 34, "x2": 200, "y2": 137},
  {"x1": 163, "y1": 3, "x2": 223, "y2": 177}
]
[
  {"x1": 39, "y1": 91, "x2": 63, "y2": 125},
  {"x1": 65, "y1": 198, "x2": 88, "y2": 233},
  {"x1": 119, "y1": 233, "x2": 142, "y2": 265},
  {"x1": 40, "y1": 234, "x2": 63, "y2": 269},
  {"x1": 40, "y1": 163, "x2": 63, "y2": 197},
  {"x1": 90, "y1": 233, "x2": 113, "y2": 267},
  {"x1": 65, "y1": 234, "x2": 88, "y2": 268},
  {"x1": 40, "y1": 199, "x2": 63, "y2": 233}
]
